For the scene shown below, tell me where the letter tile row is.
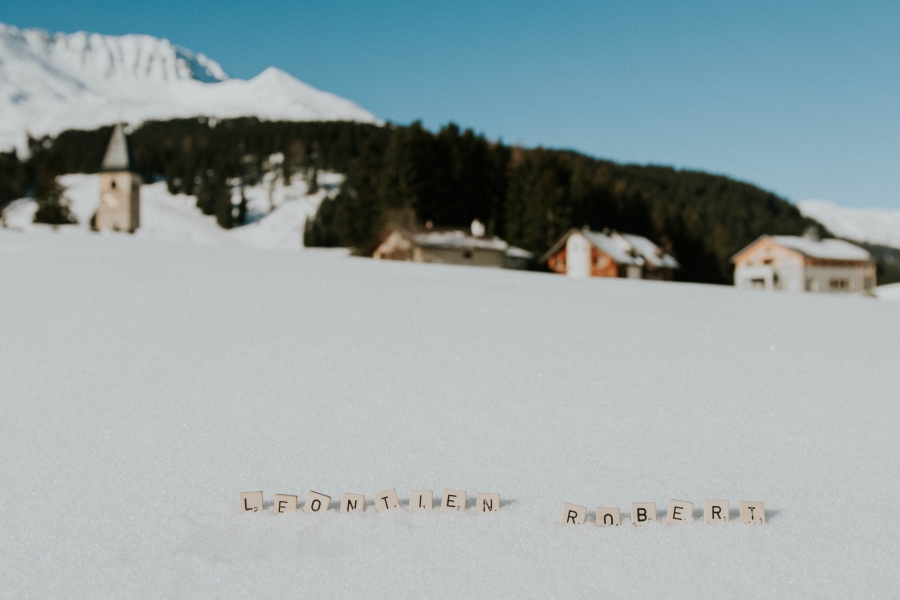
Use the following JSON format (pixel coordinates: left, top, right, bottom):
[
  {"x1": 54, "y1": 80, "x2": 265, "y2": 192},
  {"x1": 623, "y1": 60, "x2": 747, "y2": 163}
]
[
  {"x1": 240, "y1": 489, "x2": 501, "y2": 514},
  {"x1": 560, "y1": 499, "x2": 766, "y2": 526}
]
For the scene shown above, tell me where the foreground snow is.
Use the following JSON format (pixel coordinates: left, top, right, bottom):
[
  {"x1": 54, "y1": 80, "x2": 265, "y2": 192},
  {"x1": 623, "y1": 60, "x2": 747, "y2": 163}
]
[
  {"x1": 1, "y1": 232, "x2": 898, "y2": 598},
  {"x1": 0, "y1": 23, "x2": 379, "y2": 153},
  {"x1": 799, "y1": 198, "x2": 900, "y2": 249},
  {"x1": 1, "y1": 172, "x2": 343, "y2": 252}
]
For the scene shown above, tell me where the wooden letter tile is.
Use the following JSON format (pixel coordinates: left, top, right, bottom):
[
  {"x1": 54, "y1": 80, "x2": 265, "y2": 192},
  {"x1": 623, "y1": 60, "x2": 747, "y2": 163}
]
[
  {"x1": 631, "y1": 502, "x2": 656, "y2": 526},
  {"x1": 740, "y1": 501, "x2": 766, "y2": 524},
  {"x1": 303, "y1": 491, "x2": 331, "y2": 513},
  {"x1": 475, "y1": 493, "x2": 500, "y2": 513},
  {"x1": 560, "y1": 502, "x2": 587, "y2": 525},
  {"x1": 273, "y1": 493, "x2": 298, "y2": 513},
  {"x1": 340, "y1": 493, "x2": 365, "y2": 513},
  {"x1": 441, "y1": 489, "x2": 467, "y2": 512},
  {"x1": 704, "y1": 499, "x2": 729, "y2": 524},
  {"x1": 666, "y1": 499, "x2": 693, "y2": 524},
  {"x1": 596, "y1": 507, "x2": 621, "y2": 526},
  {"x1": 240, "y1": 491, "x2": 263, "y2": 513},
  {"x1": 374, "y1": 488, "x2": 401, "y2": 512},
  {"x1": 409, "y1": 490, "x2": 433, "y2": 513}
]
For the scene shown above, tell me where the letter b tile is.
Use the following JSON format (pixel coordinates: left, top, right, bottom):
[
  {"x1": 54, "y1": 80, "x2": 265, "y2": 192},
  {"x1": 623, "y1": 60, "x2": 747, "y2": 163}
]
[{"x1": 631, "y1": 502, "x2": 656, "y2": 526}]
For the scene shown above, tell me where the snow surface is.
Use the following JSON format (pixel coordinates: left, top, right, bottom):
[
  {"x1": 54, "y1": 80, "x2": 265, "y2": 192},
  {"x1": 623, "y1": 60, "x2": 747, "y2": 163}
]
[
  {"x1": 1, "y1": 230, "x2": 899, "y2": 598},
  {"x1": 799, "y1": 199, "x2": 900, "y2": 250},
  {"x1": 1, "y1": 171, "x2": 344, "y2": 252},
  {"x1": 0, "y1": 23, "x2": 379, "y2": 154},
  {"x1": 874, "y1": 282, "x2": 900, "y2": 302}
]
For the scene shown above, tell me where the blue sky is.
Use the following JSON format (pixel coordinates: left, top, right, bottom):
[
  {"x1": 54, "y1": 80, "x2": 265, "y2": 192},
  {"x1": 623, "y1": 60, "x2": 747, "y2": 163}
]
[{"x1": 4, "y1": 0, "x2": 899, "y2": 208}]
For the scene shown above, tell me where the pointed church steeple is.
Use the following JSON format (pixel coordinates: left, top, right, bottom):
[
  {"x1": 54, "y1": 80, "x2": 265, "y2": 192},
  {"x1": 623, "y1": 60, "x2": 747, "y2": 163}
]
[
  {"x1": 100, "y1": 124, "x2": 133, "y2": 172},
  {"x1": 95, "y1": 124, "x2": 141, "y2": 233}
]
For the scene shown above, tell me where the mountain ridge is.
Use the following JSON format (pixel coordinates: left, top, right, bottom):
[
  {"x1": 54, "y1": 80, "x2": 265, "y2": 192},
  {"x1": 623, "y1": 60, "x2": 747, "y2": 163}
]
[{"x1": 0, "y1": 22, "x2": 379, "y2": 153}]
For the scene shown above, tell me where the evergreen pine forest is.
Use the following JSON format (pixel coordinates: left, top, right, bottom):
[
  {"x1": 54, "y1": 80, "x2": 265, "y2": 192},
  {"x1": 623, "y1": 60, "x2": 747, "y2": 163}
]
[{"x1": 3, "y1": 117, "x2": 896, "y2": 285}]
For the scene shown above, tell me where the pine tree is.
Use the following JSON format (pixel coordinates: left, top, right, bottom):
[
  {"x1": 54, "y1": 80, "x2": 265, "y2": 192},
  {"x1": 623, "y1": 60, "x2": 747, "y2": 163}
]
[{"x1": 33, "y1": 173, "x2": 76, "y2": 225}]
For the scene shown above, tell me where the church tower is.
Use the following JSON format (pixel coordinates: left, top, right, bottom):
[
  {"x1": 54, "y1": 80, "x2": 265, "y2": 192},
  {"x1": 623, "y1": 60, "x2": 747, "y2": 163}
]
[{"x1": 96, "y1": 124, "x2": 141, "y2": 232}]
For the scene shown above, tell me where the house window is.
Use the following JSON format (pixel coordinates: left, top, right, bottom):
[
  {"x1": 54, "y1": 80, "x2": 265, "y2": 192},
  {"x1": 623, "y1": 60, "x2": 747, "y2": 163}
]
[
  {"x1": 751, "y1": 278, "x2": 766, "y2": 289},
  {"x1": 463, "y1": 250, "x2": 473, "y2": 259},
  {"x1": 829, "y1": 278, "x2": 849, "y2": 290},
  {"x1": 110, "y1": 180, "x2": 116, "y2": 189},
  {"x1": 864, "y1": 277, "x2": 874, "y2": 290},
  {"x1": 763, "y1": 259, "x2": 773, "y2": 265}
]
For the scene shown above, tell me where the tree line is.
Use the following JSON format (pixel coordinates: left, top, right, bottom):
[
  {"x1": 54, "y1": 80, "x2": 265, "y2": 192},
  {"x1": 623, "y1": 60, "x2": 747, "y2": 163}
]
[{"x1": 4, "y1": 117, "x2": 894, "y2": 284}]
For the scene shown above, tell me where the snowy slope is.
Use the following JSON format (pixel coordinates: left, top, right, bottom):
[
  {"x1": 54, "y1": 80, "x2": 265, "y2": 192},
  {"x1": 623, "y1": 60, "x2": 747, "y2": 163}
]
[
  {"x1": 0, "y1": 171, "x2": 345, "y2": 252},
  {"x1": 0, "y1": 23, "x2": 379, "y2": 153},
  {"x1": 799, "y1": 199, "x2": 900, "y2": 249},
  {"x1": 1, "y1": 231, "x2": 899, "y2": 598}
]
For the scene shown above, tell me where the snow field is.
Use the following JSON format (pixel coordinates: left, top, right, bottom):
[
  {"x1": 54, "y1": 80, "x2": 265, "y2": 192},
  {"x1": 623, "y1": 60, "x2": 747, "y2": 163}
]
[
  {"x1": 1, "y1": 231, "x2": 899, "y2": 598},
  {"x1": 1, "y1": 171, "x2": 343, "y2": 252}
]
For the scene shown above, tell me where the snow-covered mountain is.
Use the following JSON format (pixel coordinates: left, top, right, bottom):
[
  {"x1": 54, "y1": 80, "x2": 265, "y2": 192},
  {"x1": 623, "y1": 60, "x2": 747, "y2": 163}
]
[
  {"x1": 0, "y1": 23, "x2": 379, "y2": 153},
  {"x1": 798, "y1": 199, "x2": 900, "y2": 250}
]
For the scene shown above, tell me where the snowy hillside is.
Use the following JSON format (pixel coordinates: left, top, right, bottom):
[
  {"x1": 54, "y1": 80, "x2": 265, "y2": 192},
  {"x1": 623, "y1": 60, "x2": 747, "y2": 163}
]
[
  {"x1": 1, "y1": 231, "x2": 899, "y2": 598},
  {"x1": 799, "y1": 199, "x2": 900, "y2": 250},
  {"x1": 0, "y1": 23, "x2": 379, "y2": 153},
  {"x1": 1, "y1": 171, "x2": 345, "y2": 252}
]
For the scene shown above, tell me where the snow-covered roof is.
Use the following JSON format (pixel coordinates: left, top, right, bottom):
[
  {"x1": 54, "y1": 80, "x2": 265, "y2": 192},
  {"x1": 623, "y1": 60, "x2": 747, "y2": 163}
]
[
  {"x1": 732, "y1": 235, "x2": 872, "y2": 262},
  {"x1": 768, "y1": 235, "x2": 871, "y2": 261},
  {"x1": 505, "y1": 246, "x2": 535, "y2": 259},
  {"x1": 540, "y1": 228, "x2": 680, "y2": 269},
  {"x1": 101, "y1": 124, "x2": 132, "y2": 172},
  {"x1": 412, "y1": 230, "x2": 508, "y2": 252}
]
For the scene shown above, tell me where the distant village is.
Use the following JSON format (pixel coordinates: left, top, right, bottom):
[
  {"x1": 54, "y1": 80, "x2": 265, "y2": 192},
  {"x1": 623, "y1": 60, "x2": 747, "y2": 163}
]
[{"x1": 92, "y1": 125, "x2": 878, "y2": 295}]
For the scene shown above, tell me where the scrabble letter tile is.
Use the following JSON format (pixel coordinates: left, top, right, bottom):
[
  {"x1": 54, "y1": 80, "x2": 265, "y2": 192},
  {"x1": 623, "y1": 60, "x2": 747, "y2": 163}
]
[
  {"x1": 667, "y1": 499, "x2": 693, "y2": 524},
  {"x1": 442, "y1": 489, "x2": 467, "y2": 512},
  {"x1": 240, "y1": 491, "x2": 263, "y2": 513},
  {"x1": 476, "y1": 493, "x2": 501, "y2": 513},
  {"x1": 273, "y1": 493, "x2": 298, "y2": 513},
  {"x1": 596, "y1": 507, "x2": 621, "y2": 526},
  {"x1": 631, "y1": 502, "x2": 656, "y2": 526},
  {"x1": 374, "y1": 488, "x2": 401, "y2": 512},
  {"x1": 303, "y1": 491, "x2": 331, "y2": 513},
  {"x1": 704, "y1": 499, "x2": 729, "y2": 524},
  {"x1": 560, "y1": 502, "x2": 587, "y2": 525},
  {"x1": 409, "y1": 490, "x2": 433, "y2": 513},
  {"x1": 340, "y1": 493, "x2": 365, "y2": 513},
  {"x1": 740, "y1": 501, "x2": 766, "y2": 524}
]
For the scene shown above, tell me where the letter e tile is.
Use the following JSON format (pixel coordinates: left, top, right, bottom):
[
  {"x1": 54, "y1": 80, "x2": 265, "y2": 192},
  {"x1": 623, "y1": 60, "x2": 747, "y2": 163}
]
[
  {"x1": 273, "y1": 494, "x2": 298, "y2": 513},
  {"x1": 441, "y1": 489, "x2": 467, "y2": 512}
]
